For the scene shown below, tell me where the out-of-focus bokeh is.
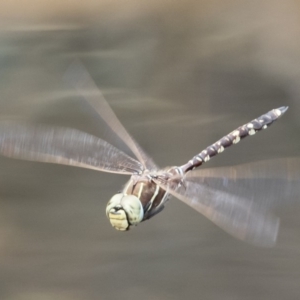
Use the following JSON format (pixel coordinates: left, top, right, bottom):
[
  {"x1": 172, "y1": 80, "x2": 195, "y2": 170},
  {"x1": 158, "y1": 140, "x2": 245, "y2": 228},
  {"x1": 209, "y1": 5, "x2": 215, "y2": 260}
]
[{"x1": 0, "y1": 1, "x2": 299, "y2": 299}]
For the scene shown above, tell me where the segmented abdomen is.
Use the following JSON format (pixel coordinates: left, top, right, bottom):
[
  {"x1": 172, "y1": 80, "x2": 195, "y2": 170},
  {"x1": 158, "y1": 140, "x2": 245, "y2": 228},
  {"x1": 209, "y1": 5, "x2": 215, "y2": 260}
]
[{"x1": 181, "y1": 106, "x2": 288, "y2": 173}]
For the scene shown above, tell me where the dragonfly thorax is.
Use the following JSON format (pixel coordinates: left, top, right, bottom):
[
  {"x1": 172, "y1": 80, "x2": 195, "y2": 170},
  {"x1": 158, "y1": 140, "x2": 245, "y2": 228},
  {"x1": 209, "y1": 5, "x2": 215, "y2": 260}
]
[{"x1": 106, "y1": 193, "x2": 144, "y2": 231}]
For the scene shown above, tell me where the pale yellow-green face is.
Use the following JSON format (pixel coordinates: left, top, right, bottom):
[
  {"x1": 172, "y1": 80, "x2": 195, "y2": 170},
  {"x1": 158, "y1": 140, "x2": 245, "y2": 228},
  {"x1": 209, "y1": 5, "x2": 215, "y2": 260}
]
[{"x1": 106, "y1": 193, "x2": 144, "y2": 231}]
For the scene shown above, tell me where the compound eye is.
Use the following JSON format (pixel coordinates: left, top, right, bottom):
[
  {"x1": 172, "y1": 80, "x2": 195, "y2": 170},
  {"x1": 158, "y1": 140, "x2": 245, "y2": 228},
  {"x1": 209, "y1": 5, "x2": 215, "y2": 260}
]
[
  {"x1": 121, "y1": 195, "x2": 144, "y2": 225},
  {"x1": 106, "y1": 193, "x2": 123, "y2": 218}
]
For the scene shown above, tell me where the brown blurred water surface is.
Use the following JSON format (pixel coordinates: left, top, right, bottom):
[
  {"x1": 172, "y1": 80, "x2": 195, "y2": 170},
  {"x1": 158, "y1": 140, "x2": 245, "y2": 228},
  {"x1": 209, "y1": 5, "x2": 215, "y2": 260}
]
[{"x1": 0, "y1": 2, "x2": 300, "y2": 299}]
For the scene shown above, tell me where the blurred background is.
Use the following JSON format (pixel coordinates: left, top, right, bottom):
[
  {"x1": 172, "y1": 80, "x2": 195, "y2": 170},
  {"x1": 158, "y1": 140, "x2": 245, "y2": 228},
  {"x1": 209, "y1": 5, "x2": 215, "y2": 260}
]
[{"x1": 0, "y1": 0, "x2": 299, "y2": 299}]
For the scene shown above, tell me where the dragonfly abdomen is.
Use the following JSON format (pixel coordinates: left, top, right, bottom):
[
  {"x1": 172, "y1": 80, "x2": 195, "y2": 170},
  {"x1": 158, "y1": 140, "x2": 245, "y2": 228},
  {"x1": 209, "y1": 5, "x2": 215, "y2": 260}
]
[{"x1": 181, "y1": 106, "x2": 288, "y2": 173}]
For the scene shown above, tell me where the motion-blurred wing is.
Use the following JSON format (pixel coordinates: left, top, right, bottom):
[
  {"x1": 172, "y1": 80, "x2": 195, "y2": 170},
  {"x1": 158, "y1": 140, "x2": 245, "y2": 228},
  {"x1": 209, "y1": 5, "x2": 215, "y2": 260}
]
[
  {"x1": 154, "y1": 157, "x2": 300, "y2": 246},
  {"x1": 0, "y1": 123, "x2": 143, "y2": 175},
  {"x1": 64, "y1": 61, "x2": 158, "y2": 171},
  {"x1": 153, "y1": 179, "x2": 280, "y2": 247},
  {"x1": 186, "y1": 158, "x2": 300, "y2": 209}
]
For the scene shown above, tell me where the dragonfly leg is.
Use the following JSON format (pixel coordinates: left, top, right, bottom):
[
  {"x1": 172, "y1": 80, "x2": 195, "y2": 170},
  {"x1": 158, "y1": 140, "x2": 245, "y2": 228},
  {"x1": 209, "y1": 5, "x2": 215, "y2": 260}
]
[{"x1": 143, "y1": 205, "x2": 165, "y2": 221}]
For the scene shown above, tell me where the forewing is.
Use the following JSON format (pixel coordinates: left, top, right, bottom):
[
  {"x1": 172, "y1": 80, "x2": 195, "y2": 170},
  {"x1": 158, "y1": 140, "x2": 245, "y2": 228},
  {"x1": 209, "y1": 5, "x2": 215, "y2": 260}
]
[
  {"x1": 64, "y1": 61, "x2": 158, "y2": 171},
  {"x1": 154, "y1": 177, "x2": 279, "y2": 247},
  {"x1": 0, "y1": 123, "x2": 143, "y2": 175}
]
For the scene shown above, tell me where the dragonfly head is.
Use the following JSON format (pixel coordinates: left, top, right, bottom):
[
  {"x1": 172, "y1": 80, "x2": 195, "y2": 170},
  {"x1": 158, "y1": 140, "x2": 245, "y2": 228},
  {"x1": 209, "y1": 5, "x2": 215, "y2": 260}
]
[{"x1": 106, "y1": 193, "x2": 144, "y2": 231}]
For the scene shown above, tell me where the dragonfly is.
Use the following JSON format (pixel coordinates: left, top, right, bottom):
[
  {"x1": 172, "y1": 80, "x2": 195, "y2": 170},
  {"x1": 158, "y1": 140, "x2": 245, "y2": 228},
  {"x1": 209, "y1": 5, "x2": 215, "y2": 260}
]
[{"x1": 0, "y1": 62, "x2": 298, "y2": 247}]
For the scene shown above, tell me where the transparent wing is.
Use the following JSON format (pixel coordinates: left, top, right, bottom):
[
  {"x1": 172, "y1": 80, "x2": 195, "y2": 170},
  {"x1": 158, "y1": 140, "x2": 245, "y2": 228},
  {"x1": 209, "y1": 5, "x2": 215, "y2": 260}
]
[
  {"x1": 186, "y1": 158, "x2": 300, "y2": 209},
  {"x1": 64, "y1": 61, "x2": 158, "y2": 171},
  {"x1": 154, "y1": 177, "x2": 279, "y2": 247},
  {"x1": 0, "y1": 123, "x2": 144, "y2": 175},
  {"x1": 154, "y1": 157, "x2": 300, "y2": 246}
]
